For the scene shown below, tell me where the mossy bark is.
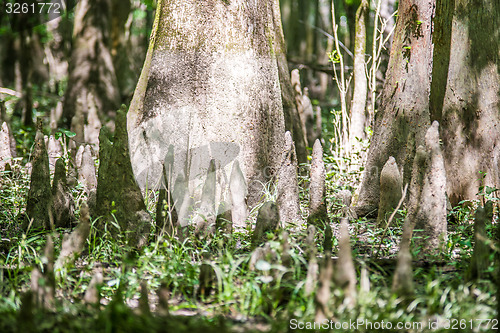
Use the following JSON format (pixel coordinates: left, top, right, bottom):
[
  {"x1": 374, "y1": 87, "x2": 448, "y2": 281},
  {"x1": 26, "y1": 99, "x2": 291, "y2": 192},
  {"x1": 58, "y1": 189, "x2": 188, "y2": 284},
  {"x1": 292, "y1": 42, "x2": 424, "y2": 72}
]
[
  {"x1": 376, "y1": 156, "x2": 403, "y2": 228},
  {"x1": 96, "y1": 106, "x2": 151, "y2": 247},
  {"x1": 24, "y1": 126, "x2": 52, "y2": 230}
]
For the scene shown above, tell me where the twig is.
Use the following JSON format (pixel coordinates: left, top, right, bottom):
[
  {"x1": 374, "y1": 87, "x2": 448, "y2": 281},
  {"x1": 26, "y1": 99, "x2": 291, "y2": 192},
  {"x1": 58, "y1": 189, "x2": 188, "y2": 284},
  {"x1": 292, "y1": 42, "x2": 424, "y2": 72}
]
[
  {"x1": 0, "y1": 87, "x2": 21, "y2": 98},
  {"x1": 298, "y1": 19, "x2": 354, "y2": 58}
]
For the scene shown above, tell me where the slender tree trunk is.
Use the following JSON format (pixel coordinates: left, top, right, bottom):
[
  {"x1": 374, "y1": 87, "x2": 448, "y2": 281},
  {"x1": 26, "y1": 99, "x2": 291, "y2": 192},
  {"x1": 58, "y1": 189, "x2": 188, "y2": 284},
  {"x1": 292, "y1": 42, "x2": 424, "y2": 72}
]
[
  {"x1": 343, "y1": 0, "x2": 359, "y2": 65},
  {"x1": 273, "y1": 1, "x2": 308, "y2": 164},
  {"x1": 349, "y1": 0, "x2": 369, "y2": 150},
  {"x1": 376, "y1": 0, "x2": 398, "y2": 111},
  {"x1": 62, "y1": 0, "x2": 120, "y2": 131},
  {"x1": 127, "y1": 0, "x2": 287, "y2": 216},
  {"x1": 110, "y1": 0, "x2": 134, "y2": 100},
  {"x1": 380, "y1": 0, "x2": 397, "y2": 45}
]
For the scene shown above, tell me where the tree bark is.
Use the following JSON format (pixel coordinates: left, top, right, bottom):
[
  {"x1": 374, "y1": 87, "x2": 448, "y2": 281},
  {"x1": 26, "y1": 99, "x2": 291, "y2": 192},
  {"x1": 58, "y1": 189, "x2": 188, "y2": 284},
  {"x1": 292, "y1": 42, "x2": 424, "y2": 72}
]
[
  {"x1": 429, "y1": 0, "x2": 500, "y2": 205},
  {"x1": 355, "y1": 0, "x2": 435, "y2": 216},
  {"x1": 127, "y1": 0, "x2": 287, "y2": 217}
]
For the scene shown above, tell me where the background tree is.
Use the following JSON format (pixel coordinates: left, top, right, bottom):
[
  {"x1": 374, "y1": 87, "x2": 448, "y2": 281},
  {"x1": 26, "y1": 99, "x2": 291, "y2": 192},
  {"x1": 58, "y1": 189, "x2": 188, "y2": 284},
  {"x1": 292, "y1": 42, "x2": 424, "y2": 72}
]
[
  {"x1": 348, "y1": 0, "x2": 369, "y2": 152},
  {"x1": 127, "y1": 0, "x2": 295, "y2": 217},
  {"x1": 355, "y1": 0, "x2": 500, "y2": 216},
  {"x1": 61, "y1": 0, "x2": 121, "y2": 140}
]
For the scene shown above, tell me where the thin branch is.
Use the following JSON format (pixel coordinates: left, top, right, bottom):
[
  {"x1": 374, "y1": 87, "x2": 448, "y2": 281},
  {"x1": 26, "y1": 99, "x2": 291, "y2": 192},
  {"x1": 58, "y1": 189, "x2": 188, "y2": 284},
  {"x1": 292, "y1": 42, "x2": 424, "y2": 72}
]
[
  {"x1": 298, "y1": 19, "x2": 354, "y2": 58},
  {"x1": 0, "y1": 87, "x2": 22, "y2": 98}
]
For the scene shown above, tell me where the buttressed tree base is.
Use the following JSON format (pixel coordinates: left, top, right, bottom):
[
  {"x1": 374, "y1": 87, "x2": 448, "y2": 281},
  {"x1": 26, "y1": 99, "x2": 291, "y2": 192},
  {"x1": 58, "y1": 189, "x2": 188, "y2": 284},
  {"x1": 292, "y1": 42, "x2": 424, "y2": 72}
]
[{"x1": 127, "y1": 0, "x2": 291, "y2": 224}]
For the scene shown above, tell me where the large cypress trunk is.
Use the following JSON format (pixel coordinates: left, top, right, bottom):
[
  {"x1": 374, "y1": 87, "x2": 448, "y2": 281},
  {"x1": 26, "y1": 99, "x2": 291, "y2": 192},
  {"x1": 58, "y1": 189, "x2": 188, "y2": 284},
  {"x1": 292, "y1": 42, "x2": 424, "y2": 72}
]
[{"x1": 127, "y1": 0, "x2": 287, "y2": 217}]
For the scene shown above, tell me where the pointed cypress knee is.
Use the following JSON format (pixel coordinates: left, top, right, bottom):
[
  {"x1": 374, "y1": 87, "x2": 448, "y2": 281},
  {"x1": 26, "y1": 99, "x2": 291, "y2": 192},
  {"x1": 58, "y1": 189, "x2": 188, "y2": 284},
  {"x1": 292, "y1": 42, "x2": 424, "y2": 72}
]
[
  {"x1": 173, "y1": 171, "x2": 192, "y2": 230},
  {"x1": 94, "y1": 125, "x2": 112, "y2": 218},
  {"x1": 95, "y1": 105, "x2": 151, "y2": 248},
  {"x1": 314, "y1": 256, "x2": 333, "y2": 323},
  {"x1": 32, "y1": 235, "x2": 55, "y2": 310},
  {"x1": 78, "y1": 145, "x2": 97, "y2": 194},
  {"x1": 51, "y1": 158, "x2": 75, "y2": 228},
  {"x1": 393, "y1": 212, "x2": 415, "y2": 298},
  {"x1": 25, "y1": 121, "x2": 52, "y2": 230},
  {"x1": 392, "y1": 241, "x2": 414, "y2": 298},
  {"x1": 84, "y1": 269, "x2": 103, "y2": 306},
  {"x1": 308, "y1": 139, "x2": 328, "y2": 229},
  {"x1": 47, "y1": 135, "x2": 63, "y2": 175},
  {"x1": 377, "y1": 156, "x2": 403, "y2": 228},
  {"x1": 198, "y1": 253, "x2": 216, "y2": 299},
  {"x1": 277, "y1": 131, "x2": 301, "y2": 226},
  {"x1": 335, "y1": 218, "x2": 357, "y2": 306},
  {"x1": 304, "y1": 226, "x2": 319, "y2": 297},
  {"x1": 407, "y1": 121, "x2": 447, "y2": 257},
  {"x1": 251, "y1": 201, "x2": 279, "y2": 248},
  {"x1": 360, "y1": 266, "x2": 370, "y2": 293},
  {"x1": 229, "y1": 160, "x2": 248, "y2": 228},
  {"x1": 215, "y1": 200, "x2": 233, "y2": 236},
  {"x1": 139, "y1": 281, "x2": 151, "y2": 316},
  {"x1": 55, "y1": 202, "x2": 91, "y2": 274},
  {"x1": 305, "y1": 225, "x2": 317, "y2": 261},
  {"x1": 194, "y1": 159, "x2": 217, "y2": 236},
  {"x1": 304, "y1": 255, "x2": 319, "y2": 297}
]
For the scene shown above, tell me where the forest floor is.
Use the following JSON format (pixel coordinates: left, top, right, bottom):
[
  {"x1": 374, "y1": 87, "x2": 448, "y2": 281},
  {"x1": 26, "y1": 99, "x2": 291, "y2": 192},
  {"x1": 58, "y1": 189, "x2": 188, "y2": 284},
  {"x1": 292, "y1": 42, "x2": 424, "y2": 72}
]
[{"x1": 0, "y1": 154, "x2": 498, "y2": 332}]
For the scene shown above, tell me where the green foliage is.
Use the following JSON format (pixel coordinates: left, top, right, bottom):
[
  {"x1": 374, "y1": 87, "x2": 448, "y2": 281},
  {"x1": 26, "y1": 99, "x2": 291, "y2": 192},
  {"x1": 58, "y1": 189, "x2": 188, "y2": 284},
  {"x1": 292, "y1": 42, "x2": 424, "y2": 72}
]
[{"x1": 0, "y1": 143, "x2": 497, "y2": 331}]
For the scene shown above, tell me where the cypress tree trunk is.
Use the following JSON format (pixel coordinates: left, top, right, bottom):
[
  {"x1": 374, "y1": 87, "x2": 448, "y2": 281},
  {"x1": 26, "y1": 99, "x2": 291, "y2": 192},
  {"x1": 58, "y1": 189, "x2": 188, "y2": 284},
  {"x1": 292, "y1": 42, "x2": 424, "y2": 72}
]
[
  {"x1": 429, "y1": 0, "x2": 500, "y2": 205},
  {"x1": 127, "y1": 0, "x2": 287, "y2": 217},
  {"x1": 355, "y1": 0, "x2": 499, "y2": 215},
  {"x1": 355, "y1": 0, "x2": 435, "y2": 216}
]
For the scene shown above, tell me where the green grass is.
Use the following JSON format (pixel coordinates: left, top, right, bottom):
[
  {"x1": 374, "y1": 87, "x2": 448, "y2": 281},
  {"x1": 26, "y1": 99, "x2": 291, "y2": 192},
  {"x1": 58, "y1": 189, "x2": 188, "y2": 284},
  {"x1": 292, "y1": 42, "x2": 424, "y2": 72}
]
[{"x1": 0, "y1": 146, "x2": 498, "y2": 332}]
